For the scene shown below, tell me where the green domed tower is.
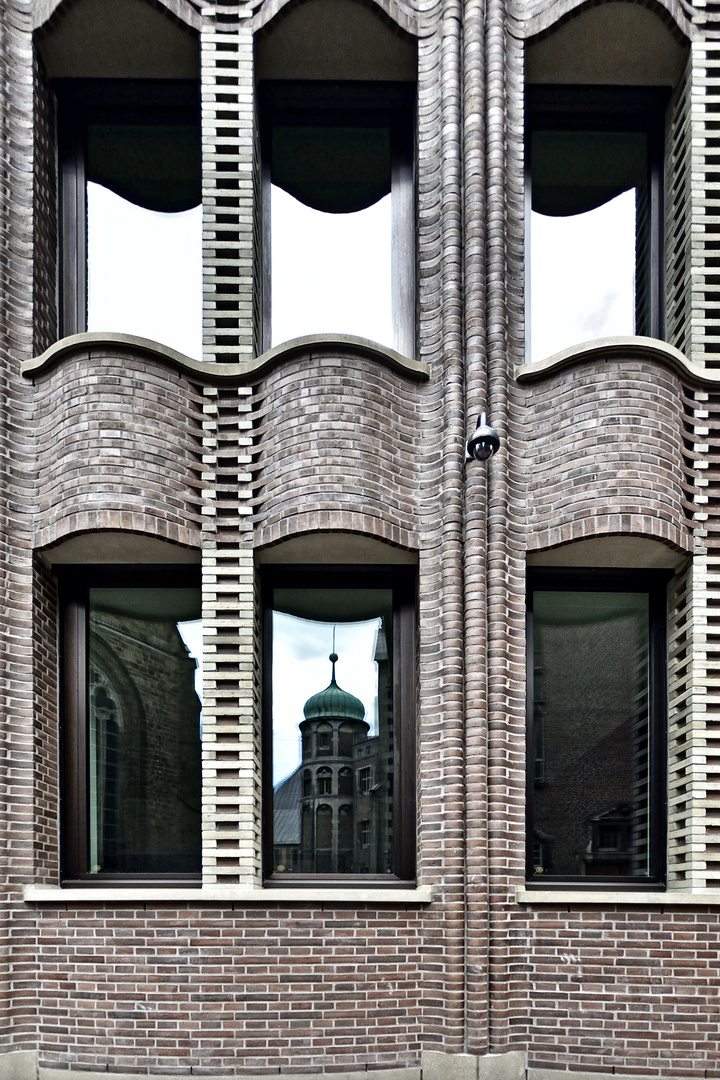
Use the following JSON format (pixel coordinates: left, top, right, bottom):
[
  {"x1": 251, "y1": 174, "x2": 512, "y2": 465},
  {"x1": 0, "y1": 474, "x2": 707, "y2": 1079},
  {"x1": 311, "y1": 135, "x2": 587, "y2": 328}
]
[{"x1": 298, "y1": 653, "x2": 371, "y2": 873}]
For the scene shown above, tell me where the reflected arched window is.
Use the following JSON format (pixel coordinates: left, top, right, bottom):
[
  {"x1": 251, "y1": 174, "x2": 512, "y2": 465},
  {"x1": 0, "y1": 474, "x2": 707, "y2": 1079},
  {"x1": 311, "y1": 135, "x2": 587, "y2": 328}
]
[
  {"x1": 316, "y1": 723, "x2": 333, "y2": 755},
  {"x1": 338, "y1": 723, "x2": 354, "y2": 757},
  {"x1": 317, "y1": 767, "x2": 332, "y2": 796},
  {"x1": 316, "y1": 804, "x2": 333, "y2": 874},
  {"x1": 338, "y1": 766, "x2": 353, "y2": 797},
  {"x1": 338, "y1": 804, "x2": 353, "y2": 872}
]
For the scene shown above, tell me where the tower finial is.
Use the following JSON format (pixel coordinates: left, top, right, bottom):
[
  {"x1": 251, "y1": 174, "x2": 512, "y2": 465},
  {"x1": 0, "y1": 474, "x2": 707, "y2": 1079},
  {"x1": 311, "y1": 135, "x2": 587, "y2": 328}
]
[{"x1": 329, "y1": 626, "x2": 338, "y2": 682}]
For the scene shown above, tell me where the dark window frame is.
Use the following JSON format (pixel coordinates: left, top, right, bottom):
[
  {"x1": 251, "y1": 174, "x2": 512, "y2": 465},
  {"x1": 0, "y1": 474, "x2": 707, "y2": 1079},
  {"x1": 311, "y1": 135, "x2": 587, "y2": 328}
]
[
  {"x1": 260, "y1": 564, "x2": 417, "y2": 885},
  {"x1": 526, "y1": 567, "x2": 669, "y2": 887},
  {"x1": 525, "y1": 85, "x2": 670, "y2": 348},
  {"x1": 258, "y1": 80, "x2": 416, "y2": 358},
  {"x1": 58, "y1": 564, "x2": 203, "y2": 887},
  {"x1": 55, "y1": 78, "x2": 201, "y2": 339}
]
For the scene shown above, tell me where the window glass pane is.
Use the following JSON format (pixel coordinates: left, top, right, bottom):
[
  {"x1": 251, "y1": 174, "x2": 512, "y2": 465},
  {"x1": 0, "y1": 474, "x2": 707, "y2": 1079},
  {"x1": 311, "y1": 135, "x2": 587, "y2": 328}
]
[
  {"x1": 271, "y1": 185, "x2": 392, "y2": 349},
  {"x1": 87, "y1": 181, "x2": 202, "y2": 359},
  {"x1": 529, "y1": 128, "x2": 649, "y2": 361},
  {"x1": 531, "y1": 589, "x2": 651, "y2": 878},
  {"x1": 271, "y1": 588, "x2": 394, "y2": 875},
  {"x1": 87, "y1": 587, "x2": 202, "y2": 875},
  {"x1": 530, "y1": 190, "x2": 636, "y2": 359}
]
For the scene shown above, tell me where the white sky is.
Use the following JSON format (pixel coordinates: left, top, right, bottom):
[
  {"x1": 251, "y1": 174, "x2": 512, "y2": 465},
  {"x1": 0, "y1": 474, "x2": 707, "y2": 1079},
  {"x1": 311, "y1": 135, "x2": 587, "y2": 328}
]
[
  {"x1": 529, "y1": 188, "x2": 636, "y2": 362},
  {"x1": 177, "y1": 618, "x2": 203, "y2": 704},
  {"x1": 272, "y1": 612, "x2": 380, "y2": 786},
  {"x1": 87, "y1": 182, "x2": 203, "y2": 359},
  {"x1": 270, "y1": 186, "x2": 393, "y2": 349}
]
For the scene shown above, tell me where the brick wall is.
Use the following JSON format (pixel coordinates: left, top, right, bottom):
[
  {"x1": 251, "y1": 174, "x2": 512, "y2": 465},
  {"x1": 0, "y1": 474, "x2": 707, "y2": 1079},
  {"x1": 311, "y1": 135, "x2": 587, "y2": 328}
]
[
  {"x1": 510, "y1": 905, "x2": 720, "y2": 1077},
  {"x1": 3, "y1": 0, "x2": 720, "y2": 1076},
  {"x1": 24, "y1": 903, "x2": 445, "y2": 1073},
  {"x1": 30, "y1": 352, "x2": 205, "y2": 552},
  {"x1": 520, "y1": 359, "x2": 690, "y2": 556}
]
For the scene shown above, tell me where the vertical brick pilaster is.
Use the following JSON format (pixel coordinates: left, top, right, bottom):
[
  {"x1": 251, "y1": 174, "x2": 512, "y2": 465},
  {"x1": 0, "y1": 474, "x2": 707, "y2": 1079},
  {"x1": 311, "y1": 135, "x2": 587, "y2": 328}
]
[
  {"x1": 201, "y1": 17, "x2": 255, "y2": 364},
  {"x1": 199, "y1": 9, "x2": 260, "y2": 887},
  {"x1": 691, "y1": 42, "x2": 720, "y2": 368},
  {"x1": 0, "y1": 0, "x2": 39, "y2": 1054},
  {"x1": 201, "y1": 380, "x2": 258, "y2": 886}
]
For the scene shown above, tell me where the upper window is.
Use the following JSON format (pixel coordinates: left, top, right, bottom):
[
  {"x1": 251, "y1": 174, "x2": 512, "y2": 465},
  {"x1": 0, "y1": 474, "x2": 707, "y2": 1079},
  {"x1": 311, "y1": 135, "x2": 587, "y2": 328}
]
[
  {"x1": 527, "y1": 569, "x2": 668, "y2": 884},
  {"x1": 261, "y1": 566, "x2": 416, "y2": 882},
  {"x1": 527, "y1": 87, "x2": 668, "y2": 362},
  {"x1": 259, "y1": 81, "x2": 415, "y2": 357},
  {"x1": 60, "y1": 567, "x2": 203, "y2": 883},
  {"x1": 56, "y1": 79, "x2": 202, "y2": 358}
]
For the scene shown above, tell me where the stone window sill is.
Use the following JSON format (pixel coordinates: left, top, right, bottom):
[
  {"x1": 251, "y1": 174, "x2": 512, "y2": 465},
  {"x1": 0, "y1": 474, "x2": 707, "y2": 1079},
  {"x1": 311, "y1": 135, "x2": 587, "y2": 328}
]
[
  {"x1": 517, "y1": 886, "x2": 720, "y2": 905},
  {"x1": 24, "y1": 884, "x2": 433, "y2": 904}
]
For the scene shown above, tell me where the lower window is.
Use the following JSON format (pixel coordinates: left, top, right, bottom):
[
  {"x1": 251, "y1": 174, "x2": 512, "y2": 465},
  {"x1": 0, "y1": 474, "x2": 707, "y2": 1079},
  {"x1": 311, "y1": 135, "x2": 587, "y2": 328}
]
[
  {"x1": 261, "y1": 566, "x2": 416, "y2": 882},
  {"x1": 60, "y1": 567, "x2": 203, "y2": 882},
  {"x1": 527, "y1": 569, "x2": 668, "y2": 883}
]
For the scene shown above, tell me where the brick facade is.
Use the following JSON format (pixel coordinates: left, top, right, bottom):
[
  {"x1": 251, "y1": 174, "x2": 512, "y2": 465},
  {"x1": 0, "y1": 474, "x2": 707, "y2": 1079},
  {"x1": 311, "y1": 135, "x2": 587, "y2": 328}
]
[{"x1": 1, "y1": 0, "x2": 720, "y2": 1076}]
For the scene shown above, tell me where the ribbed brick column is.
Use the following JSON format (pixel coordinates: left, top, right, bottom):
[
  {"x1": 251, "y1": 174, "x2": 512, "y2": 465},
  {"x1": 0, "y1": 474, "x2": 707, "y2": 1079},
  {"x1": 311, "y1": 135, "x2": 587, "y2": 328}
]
[{"x1": 0, "y1": 0, "x2": 38, "y2": 1054}]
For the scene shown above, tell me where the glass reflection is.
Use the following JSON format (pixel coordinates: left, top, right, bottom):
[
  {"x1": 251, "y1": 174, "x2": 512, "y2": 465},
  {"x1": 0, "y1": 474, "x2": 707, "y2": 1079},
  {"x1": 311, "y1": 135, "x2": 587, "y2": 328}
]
[
  {"x1": 529, "y1": 127, "x2": 649, "y2": 362},
  {"x1": 530, "y1": 189, "x2": 637, "y2": 360},
  {"x1": 532, "y1": 589, "x2": 651, "y2": 878},
  {"x1": 87, "y1": 182, "x2": 202, "y2": 359},
  {"x1": 272, "y1": 590, "x2": 394, "y2": 874},
  {"x1": 87, "y1": 587, "x2": 202, "y2": 875},
  {"x1": 271, "y1": 186, "x2": 392, "y2": 349}
]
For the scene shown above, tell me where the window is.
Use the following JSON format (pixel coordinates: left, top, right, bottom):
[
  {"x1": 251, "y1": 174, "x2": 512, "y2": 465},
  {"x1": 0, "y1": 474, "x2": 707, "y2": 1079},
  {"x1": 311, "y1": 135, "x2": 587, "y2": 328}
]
[
  {"x1": 60, "y1": 567, "x2": 202, "y2": 882},
  {"x1": 262, "y1": 566, "x2": 416, "y2": 881},
  {"x1": 317, "y1": 767, "x2": 332, "y2": 795},
  {"x1": 56, "y1": 79, "x2": 202, "y2": 358},
  {"x1": 527, "y1": 570, "x2": 668, "y2": 883},
  {"x1": 527, "y1": 87, "x2": 668, "y2": 362},
  {"x1": 259, "y1": 81, "x2": 415, "y2": 357},
  {"x1": 358, "y1": 766, "x2": 373, "y2": 796}
]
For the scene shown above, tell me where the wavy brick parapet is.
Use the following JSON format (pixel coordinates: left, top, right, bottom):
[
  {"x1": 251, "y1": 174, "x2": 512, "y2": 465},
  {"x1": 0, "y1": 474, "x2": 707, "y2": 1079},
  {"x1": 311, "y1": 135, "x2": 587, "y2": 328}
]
[
  {"x1": 520, "y1": 352, "x2": 692, "y2": 555},
  {"x1": 29, "y1": 349, "x2": 205, "y2": 551},
  {"x1": 252, "y1": 346, "x2": 424, "y2": 550}
]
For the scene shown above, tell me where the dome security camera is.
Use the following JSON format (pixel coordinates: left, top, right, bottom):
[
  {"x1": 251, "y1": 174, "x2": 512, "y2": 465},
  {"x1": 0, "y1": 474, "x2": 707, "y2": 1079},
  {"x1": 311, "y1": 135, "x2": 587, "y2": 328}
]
[{"x1": 466, "y1": 412, "x2": 500, "y2": 462}]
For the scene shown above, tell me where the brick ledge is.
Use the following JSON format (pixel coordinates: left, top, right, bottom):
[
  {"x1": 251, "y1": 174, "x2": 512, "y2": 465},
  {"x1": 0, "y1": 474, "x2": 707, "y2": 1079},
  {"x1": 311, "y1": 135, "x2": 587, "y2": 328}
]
[
  {"x1": 515, "y1": 335, "x2": 709, "y2": 386},
  {"x1": 23, "y1": 332, "x2": 430, "y2": 385}
]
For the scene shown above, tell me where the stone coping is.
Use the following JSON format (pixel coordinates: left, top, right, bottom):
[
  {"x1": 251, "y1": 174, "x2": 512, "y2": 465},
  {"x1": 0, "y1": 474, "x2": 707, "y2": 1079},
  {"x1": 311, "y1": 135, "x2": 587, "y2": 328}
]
[
  {"x1": 517, "y1": 885, "x2": 720, "y2": 905},
  {"x1": 515, "y1": 335, "x2": 712, "y2": 386},
  {"x1": 23, "y1": 332, "x2": 430, "y2": 385},
  {"x1": 38, "y1": 1072, "x2": 420, "y2": 1080},
  {"x1": 529, "y1": 1071, "x2": 698, "y2": 1080},
  {"x1": 0, "y1": 1051, "x2": 703, "y2": 1080},
  {"x1": 24, "y1": 884, "x2": 433, "y2": 904}
]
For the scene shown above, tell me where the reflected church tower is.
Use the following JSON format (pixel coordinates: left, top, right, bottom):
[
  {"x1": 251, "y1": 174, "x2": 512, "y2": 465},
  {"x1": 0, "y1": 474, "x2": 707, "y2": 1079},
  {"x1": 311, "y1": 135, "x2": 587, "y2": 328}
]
[
  {"x1": 299, "y1": 652, "x2": 369, "y2": 873},
  {"x1": 273, "y1": 642, "x2": 393, "y2": 875}
]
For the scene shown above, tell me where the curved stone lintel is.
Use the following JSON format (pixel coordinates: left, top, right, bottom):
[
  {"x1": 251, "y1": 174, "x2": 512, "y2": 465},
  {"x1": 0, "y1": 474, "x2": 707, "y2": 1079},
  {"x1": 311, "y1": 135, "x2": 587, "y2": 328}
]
[
  {"x1": 23, "y1": 332, "x2": 430, "y2": 385},
  {"x1": 516, "y1": 335, "x2": 710, "y2": 386},
  {"x1": 253, "y1": 0, "x2": 421, "y2": 37},
  {"x1": 516, "y1": 0, "x2": 694, "y2": 42},
  {"x1": 32, "y1": 0, "x2": 203, "y2": 33}
]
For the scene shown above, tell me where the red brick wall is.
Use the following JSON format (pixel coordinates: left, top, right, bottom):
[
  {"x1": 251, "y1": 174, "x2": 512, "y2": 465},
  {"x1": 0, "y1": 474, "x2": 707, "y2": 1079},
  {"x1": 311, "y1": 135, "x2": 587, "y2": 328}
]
[
  {"x1": 24, "y1": 902, "x2": 449, "y2": 1073},
  {"x1": 509, "y1": 905, "x2": 720, "y2": 1077}
]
